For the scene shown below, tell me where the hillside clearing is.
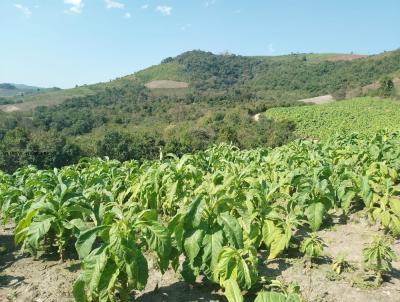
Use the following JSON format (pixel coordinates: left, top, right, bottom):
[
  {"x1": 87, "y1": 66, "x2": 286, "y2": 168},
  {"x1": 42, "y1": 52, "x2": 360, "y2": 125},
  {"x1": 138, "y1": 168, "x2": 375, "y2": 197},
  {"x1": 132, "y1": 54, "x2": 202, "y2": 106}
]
[
  {"x1": 325, "y1": 54, "x2": 369, "y2": 61},
  {"x1": 0, "y1": 105, "x2": 20, "y2": 112},
  {"x1": 297, "y1": 95, "x2": 335, "y2": 105},
  {"x1": 145, "y1": 80, "x2": 189, "y2": 89}
]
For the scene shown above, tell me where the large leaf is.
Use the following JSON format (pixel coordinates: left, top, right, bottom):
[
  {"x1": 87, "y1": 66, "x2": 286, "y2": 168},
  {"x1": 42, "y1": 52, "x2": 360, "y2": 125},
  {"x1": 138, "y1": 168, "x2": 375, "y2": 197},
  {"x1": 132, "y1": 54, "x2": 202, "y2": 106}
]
[
  {"x1": 184, "y1": 195, "x2": 206, "y2": 228},
  {"x1": 263, "y1": 221, "x2": 289, "y2": 260},
  {"x1": 122, "y1": 243, "x2": 149, "y2": 290},
  {"x1": 138, "y1": 219, "x2": 171, "y2": 273},
  {"x1": 201, "y1": 229, "x2": 224, "y2": 278},
  {"x1": 255, "y1": 291, "x2": 287, "y2": 302},
  {"x1": 305, "y1": 202, "x2": 326, "y2": 232},
  {"x1": 75, "y1": 225, "x2": 110, "y2": 259},
  {"x1": 25, "y1": 218, "x2": 54, "y2": 254},
  {"x1": 72, "y1": 277, "x2": 88, "y2": 302},
  {"x1": 218, "y1": 212, "x2": 243, "y2": 248},
  {"x1": 224, "y1": 279, "x2": 243, "y2": 302},
  {"x1": 184, "y1": 229, "x2": 204, "y2": 264}
]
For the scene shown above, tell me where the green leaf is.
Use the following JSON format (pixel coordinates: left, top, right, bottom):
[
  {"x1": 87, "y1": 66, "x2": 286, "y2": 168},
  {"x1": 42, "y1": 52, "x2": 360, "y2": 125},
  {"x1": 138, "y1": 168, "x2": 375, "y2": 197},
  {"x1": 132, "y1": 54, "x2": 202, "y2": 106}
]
[
  {"x1": 184, "y1": 229, "x2": 204, "y2": 264},
  {"x1": 72, "y1": 277, "x2": 88, "y2": 302},
  {"x1": 218, "y1": 212, "x2": 243, "y2": 249},
  {"x1": 184, "y1": 196, "x2": 206, "y2": 228},
  {"x1": 138, "y1": 219, "x2": 171, "y2": 273},
  {"x1": 305, "y1": 202, "x2": 326, "y2": 232},
  {"x1": 123, "y1": 243, "x2": 149, "y2": 290},
  {"x1": 224, "y1": 279, "x2": 243, "y2": 302},
  {"x1": 75, "y1": 225, "x2": 109, "y2": 259},
  {"x1": 25, "y1": 218, "x2": 53, "y2": 254},
  {"x1": 255, "y1": 291, "x2": 287, "y2": 302},
  {"x1": 97, "y1": 260, "x2": 119, "y2": 301},
  {"x1": 201, "y1": 230, "x2": 224, "y2": 278}
]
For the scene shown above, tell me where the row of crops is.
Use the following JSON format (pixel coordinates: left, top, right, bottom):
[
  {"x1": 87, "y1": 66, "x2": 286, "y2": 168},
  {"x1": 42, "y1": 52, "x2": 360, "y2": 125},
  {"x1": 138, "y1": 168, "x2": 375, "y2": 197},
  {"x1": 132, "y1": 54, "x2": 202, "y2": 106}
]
[
  {"x1": 1, "y1": 130, "x2": 400, "y2": 301},
  {"x1": 266, "y1": 97, "x2": 400, "y2": 140}
]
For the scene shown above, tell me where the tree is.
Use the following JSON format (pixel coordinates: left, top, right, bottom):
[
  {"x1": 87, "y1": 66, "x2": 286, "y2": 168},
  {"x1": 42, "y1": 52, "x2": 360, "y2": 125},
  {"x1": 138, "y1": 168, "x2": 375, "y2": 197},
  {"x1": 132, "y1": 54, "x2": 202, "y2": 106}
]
[{"x1": 379, "y1": 76, "x2": 395, "y2": 97}]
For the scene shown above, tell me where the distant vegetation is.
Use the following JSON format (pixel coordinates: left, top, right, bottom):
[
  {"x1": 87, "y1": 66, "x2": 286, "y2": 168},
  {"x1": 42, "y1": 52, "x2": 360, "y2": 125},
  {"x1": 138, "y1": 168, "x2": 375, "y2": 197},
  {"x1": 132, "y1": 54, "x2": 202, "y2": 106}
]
[
  {"x1": 138, "y1": 50, "x2": 400, "y2": 100},
  {"x1": 0, "y1": 49, "x2": 400, "y2": 172},
  {"x1": 0, "y1": 83, "x2": 60, "y2": 97},
  {"x1": 267, "y1": 97, "x2": 400, "y2": 140},
  {"x1": 0, "y1": 81, "x2": 298, "y2": 172}
]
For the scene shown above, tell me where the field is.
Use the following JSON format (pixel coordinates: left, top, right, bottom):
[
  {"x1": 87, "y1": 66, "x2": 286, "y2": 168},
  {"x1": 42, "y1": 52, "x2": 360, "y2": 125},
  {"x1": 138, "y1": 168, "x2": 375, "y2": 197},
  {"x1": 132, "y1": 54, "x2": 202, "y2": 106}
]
[
  {"x1": 1, "y1": 131, "x2": 400, "y2": 301},
  {"x1": 266, "y1": 97, "x2": 400, "y2": 140}
]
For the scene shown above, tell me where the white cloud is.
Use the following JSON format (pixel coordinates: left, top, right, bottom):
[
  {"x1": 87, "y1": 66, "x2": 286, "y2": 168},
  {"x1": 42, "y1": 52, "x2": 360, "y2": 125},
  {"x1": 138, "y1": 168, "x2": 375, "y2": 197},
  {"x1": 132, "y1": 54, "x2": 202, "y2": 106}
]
[
  {"x1": 15, "y1": 4, "x2": 32, "y2": 17},
  {"x1": 64, "y1": 0, "x2": 84, "y2": 14},
  {"x1": 105, "y1": 0, "x2": 124, "y2": 9},
  {"x1": 141, "y1": 4, "x2": 149, "y2": 9},
  {"x1": 124, "y1": 12, "x2": 131, "y2": 18},
  {"x1": 156, "y1": 5, "x2": 172, "y2": 16}
]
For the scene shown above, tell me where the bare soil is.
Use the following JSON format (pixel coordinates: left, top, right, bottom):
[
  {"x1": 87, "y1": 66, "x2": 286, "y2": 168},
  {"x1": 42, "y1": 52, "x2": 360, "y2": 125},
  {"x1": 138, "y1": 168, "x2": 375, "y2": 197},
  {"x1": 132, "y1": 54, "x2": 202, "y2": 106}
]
[
  {"x1": 1, "y1": 215, "x2": 399, "y2": 302},
  {"x1": 325, "y1": 55, "x2": 369, "y2": 62},
  {"x1": 145, "y1": 80, "x2": 189, "y2": 89},
  {"x1": 0, "y1": 105, "x2": 21, "y2": 113},
  {"x1": 298, "y1": 95, "x2": 335, "y2": 105},
  {"x1": 0, "y1": 99, "x2": 66, "y2": 113}
]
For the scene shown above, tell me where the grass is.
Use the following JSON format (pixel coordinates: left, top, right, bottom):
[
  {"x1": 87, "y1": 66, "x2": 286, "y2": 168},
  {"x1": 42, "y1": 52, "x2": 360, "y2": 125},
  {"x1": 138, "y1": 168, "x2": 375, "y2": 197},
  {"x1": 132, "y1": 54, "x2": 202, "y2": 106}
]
[
  {"x1": 135, "y1": 62, "x2": 189, "y2": 83},
  {"x1": 266, "y1": 97, "x2": 400, "y2": 140}
]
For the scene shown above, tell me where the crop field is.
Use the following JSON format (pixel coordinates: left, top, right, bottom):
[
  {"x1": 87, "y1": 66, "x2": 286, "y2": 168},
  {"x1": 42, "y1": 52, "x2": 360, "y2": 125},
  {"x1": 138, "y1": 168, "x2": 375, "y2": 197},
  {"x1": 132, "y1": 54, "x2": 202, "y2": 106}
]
[
  {"x1": 266, "y1": 97, "x2": 400, "y2": 140},
  {"x1": 1, "y1": 130, "x2": 400, "y2": 301}
]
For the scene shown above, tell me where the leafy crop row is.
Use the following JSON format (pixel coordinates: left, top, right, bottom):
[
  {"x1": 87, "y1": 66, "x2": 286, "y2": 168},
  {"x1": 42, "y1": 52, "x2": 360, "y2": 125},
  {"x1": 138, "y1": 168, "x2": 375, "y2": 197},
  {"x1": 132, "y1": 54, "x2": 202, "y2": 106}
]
[
  {"x1": 1, "y1": 130, "x2": 400, "y2": 301},
  {"x1": 266, "y1": 97, "x2": 400, "y2": 140}
]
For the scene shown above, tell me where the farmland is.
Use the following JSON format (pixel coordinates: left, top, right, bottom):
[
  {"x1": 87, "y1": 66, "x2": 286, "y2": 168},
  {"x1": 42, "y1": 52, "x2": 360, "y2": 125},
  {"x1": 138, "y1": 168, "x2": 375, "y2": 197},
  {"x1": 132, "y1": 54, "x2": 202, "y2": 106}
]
[
  {"x1": 1, "y1": 130, "x2": 400, "y2": 301},
  {"x1": 266, "y1": 97, "x2": 400, "y2": 140}
]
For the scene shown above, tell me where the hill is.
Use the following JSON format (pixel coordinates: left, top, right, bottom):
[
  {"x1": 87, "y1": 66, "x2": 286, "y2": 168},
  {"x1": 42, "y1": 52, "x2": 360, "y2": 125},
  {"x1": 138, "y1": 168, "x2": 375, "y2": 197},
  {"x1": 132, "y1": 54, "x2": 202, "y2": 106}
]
[
  {"x1": 0, "y1": 83, "x2": 59, "y2": 98},
  {"x1": 0, "y1": 50, "x2": 400, "y2": 172},
  {"x1": 2, "y1": 49, "x2": 400, "y2": 112},
  {"x1": 266, "y1": 97, "x2": 400, "y2": 140}
]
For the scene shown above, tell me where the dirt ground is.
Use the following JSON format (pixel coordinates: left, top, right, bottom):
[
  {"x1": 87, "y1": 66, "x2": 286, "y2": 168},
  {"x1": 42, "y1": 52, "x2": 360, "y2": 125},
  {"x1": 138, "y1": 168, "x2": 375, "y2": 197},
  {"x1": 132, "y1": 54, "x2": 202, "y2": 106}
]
[
  {"x1": 298, "y1": 95, "x2": 335, "y2": 105},
  {"x1": 145, "y1": 80, "x2": 189, "y2": 89},
  {"x1": 324, "y1": 54, "x2": 368, "y2": 62},
  {"x1": 1, "y1": 215, "x2": 399, "y2": 302}
]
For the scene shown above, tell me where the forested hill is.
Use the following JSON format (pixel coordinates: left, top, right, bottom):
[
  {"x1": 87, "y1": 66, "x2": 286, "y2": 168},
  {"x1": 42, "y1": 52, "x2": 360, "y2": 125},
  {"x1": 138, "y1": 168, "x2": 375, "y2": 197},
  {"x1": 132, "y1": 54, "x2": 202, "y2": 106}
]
[
  {"x1": 135, "y1": 49, "x2": 400, "y2": 100},
  {"x1": 0, "y1": 49, "x2": 399, "y2": 172}
]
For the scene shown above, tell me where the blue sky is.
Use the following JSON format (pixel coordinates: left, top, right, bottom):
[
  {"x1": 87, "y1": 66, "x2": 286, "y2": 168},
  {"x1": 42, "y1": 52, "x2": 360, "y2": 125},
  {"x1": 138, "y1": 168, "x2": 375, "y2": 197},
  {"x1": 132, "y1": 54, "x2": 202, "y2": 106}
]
[{"x1": 1, "y1": 0, "x2": 399, "y2": 88}]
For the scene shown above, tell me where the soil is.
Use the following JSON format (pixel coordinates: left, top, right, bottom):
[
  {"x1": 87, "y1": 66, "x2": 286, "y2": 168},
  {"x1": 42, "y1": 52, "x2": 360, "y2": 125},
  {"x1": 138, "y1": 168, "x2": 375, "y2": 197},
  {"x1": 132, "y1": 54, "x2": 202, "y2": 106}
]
[
  {"x1": 145, "y1": 80, "x2": 189, "y2": 89},
  {"x1": 0, "y1": 105, "x2": 21, "y2": 113},
  {"x1": 1, "y1": 215, "x2": 399, "y2": 302},
  {"x1": 298, "y1": 95, "x2": 335, "y2": 105},
  {"x1": 325, "y1": 55, "x2": 369, "y2": 62}
]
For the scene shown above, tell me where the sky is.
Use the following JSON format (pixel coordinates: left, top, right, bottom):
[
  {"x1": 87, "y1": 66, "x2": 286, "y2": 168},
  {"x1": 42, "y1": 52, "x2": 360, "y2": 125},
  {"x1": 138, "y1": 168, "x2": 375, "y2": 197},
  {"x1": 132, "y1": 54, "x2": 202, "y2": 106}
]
[{"x1": 0, "y1": 0, "x2": 399, "y2": 88}]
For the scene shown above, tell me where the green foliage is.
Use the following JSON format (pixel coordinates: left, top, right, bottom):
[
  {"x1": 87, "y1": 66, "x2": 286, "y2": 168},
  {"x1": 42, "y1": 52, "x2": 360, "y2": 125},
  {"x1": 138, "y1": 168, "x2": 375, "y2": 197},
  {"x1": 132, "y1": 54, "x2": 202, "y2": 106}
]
[
  {"x1": 213, "y1": 246, "x2": 258, "y2": 290},
  {"x1": 74, "y1": 209, "x2": 172, "y2": 301},
  {"x1": 300, "y1": 233, "x2": 324, "y2": 260},
  {"x1": 223, "y1": 279, "x2": 244, "y2": 302},
  {"x1": 267, "y1": 97, "x2": 400, "y2": 140},
  {"x1": 363, "y1": 236, "x2": 397, "y2": 286},
  {"x1": 2, "y1": 129, "x2": 400, "y2": 301},
  {"x1": 378, "y1": 76, "x2": 396, "y2": 97}
]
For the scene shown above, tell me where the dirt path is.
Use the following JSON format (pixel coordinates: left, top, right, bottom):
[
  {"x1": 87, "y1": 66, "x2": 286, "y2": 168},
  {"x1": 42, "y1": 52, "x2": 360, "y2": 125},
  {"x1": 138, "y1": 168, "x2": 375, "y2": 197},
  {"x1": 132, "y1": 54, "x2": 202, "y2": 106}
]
[{"x1": 1, "y1": 216, "x2": 399, "y2": 302}]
